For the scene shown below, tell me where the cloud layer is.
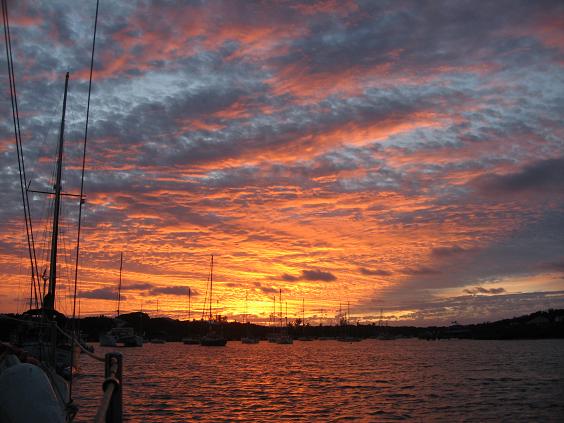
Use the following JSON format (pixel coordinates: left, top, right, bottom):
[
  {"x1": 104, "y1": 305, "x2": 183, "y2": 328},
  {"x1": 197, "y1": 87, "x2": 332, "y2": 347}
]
[{"x1": 0, "y1": 0, "x2": 563, "y2": 324}]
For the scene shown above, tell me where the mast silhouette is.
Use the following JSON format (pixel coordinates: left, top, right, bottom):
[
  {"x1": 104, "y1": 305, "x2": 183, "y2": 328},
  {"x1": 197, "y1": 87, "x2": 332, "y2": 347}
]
[
  {"x1": 208, "y1": 255, "x2": 214, "y2": 320},
  {"x1": 116, "y1": 252, "x2": 123, "y2": 316},
  {"x1": 302, "y1": 298, "x2": 305, "y2": 327},
  {"x1": 244, "y1": 291, "x2": 248, "y2": 324},
  {"x1": 44, "y1": 72, "x2": 69, "y2": 311}
]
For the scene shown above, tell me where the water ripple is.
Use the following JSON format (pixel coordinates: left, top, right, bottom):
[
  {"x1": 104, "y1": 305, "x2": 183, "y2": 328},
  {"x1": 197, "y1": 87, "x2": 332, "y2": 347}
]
[{"x1": 74, "y1": 339, "x2": 564, "y2": 422}]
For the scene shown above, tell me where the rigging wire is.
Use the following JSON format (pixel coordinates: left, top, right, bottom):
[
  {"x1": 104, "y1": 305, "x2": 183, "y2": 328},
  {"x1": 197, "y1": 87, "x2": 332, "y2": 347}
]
[
  {"x1": 201, "y1": 273, "x2": 210, "y2": 321},
  {"x1": 59, "y1": 204, "x2": 73, "y2": 315},
  {"x1": 69, "y1": 0, "x2": 100, "y2": 401},
  {"x1": 72, "y1": 0, "x2": 99, "y2": 319},
  {"x1": 16, "y1": 232, "x2": 26, "y2": 314},
  {"x1": 2, "y1": 0, "x2": 41, "y2": 309}
]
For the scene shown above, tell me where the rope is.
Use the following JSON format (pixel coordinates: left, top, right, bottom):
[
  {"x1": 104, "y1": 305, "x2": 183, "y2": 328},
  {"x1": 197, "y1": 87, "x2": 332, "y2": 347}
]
[
  {"x1": 53, "y1": 323, "x2": 105, "y2": 362},
  {"x1": 0, "y1": 313, "x2": 50, "y2": 327},
  {"x1": 0, "y1": 314, "x2": 105, "y2": 363}
]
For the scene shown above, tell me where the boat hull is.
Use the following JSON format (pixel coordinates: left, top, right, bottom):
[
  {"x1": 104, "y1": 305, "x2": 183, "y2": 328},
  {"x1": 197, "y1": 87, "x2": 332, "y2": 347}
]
[
  {"x1": 121, "y1": 335, "x2": 143, "y2": 347},
  {"x1": 99, "y1": 334, "x2": 117, "y2": 347},
  {"x1": 337, "y1": 336, "x2": 362, "y2": 342},
  {"x1": 275, "y1": 336, "x2": 293, "y2": 344},
  {"x1": 0, "y1": 356, "x2": 67, "y2": 423},
  {"x1": 200, "y1": 337, "x2": 227, "y2": 347}
]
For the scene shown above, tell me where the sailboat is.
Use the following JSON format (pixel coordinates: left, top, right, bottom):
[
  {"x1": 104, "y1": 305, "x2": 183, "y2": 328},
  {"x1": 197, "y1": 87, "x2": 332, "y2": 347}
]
[
  {"x1": 200, "y1": 255, "x2": 227, "y2": 347},
  {"x1": 266, "y1": 295, "x2": 279, "y2": 342},
  {"x1": 0, "y1": 69, "x2": 78, "y2": 422},
  {"x1": 296, "y1": 298, "x2": 314, "y2": 341},
  {"x1": 99, "y1": 253, "x2": 120, "y2": 347},
  {"x1": 99, "y1": 331, "x2": 117, "y2": 347},
  {"x1": 275, "y1": 290, "x2": 293, "y2": 344},
  {"x1": 0, "y1": 72, "x2": 80, "y2": 377},
  {"x1": 337, "y1": 301, "x2": 362, "y2": 342},
  {"x1": 183, "y1": 287, "x2": 200, "y2": 344},
  {"x1": 8, "y1": 71, "x2": 81, "y2": 371},
  {"x1": 241, "y1": 291, "x2": 259, "y2": 344},
  {"x1": 149, "y1": 300, "x2": 167, "y2": 343},
  {"x1": 100, "y1": 253, "x2": 143, "y2": 347},
  {"x1": 0, "y1": 2, "x2": 116, "y2": 420}
]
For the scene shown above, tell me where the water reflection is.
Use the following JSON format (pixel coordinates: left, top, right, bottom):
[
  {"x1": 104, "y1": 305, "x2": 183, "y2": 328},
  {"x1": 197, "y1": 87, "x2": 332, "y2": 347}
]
[{"x1": 74, "y1": 339, "x2": 564, "y2": 422}]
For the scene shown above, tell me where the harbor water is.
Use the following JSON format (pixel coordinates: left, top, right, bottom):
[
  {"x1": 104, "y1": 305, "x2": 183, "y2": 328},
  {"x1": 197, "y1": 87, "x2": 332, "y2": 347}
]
[{"x1": 73, "y1": 339, "x2": 564, "y2": 422}]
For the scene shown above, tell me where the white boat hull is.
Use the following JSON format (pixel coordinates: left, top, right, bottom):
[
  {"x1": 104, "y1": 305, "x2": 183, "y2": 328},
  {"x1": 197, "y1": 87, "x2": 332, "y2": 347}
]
[
  {"x1": 99, "y1": 333, "x2": 117, "y2": 347},
  {"x1": 0, "y1": 356, "x2": 67, "y2": 423}
]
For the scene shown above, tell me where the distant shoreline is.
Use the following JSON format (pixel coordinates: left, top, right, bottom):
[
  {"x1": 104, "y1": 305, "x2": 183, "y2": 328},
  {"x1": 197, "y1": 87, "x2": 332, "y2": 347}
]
[{"x1": 3, "y1": 308, "x2": 562, "y2": 342}]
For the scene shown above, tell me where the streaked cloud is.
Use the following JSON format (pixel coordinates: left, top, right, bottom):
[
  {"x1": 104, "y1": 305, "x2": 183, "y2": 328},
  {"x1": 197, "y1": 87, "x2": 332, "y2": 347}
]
[
  {"x1": 148, "y1": 286, "x2": 199, "y2": 297},
  {"x1": 0, "y1": 0, "x2": 563, "y2": 324},
  {"x1": 80, "y1": 287, "x2": 122, "y2": 301},
  {"x1": 359, "y1": 267, "x2": 392, "y2": 277},
  {"x1": 281, "y1": 269, "x2": 337, "y2": 282},
  {"x1": 463, "y1": 286, "x2": 506, "y2": 295}
]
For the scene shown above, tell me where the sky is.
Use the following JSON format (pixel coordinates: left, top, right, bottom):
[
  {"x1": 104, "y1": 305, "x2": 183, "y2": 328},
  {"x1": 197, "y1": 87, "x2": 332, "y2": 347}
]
[{"x1": 1, "y1": 0, "x2": 563, "y2": 326}]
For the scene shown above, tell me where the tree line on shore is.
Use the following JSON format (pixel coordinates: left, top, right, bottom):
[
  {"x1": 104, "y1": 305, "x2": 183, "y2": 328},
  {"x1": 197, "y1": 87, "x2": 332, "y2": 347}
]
[{"x1": 1, "y1": 308, "x2": 562, "y2": 342}]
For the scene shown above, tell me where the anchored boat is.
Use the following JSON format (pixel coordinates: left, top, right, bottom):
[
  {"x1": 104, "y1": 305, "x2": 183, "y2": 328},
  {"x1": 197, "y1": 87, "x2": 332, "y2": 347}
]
[
  {"x1": 99, "y1": 253, "x2": 143, "y2": 347},
  {"x1": 182, "y1": 287, "x2": 200, "y2": 344},
  {"x1": 274, "y1": 289, "x2": 293, "y2": 344},
  {"x1": 241, "y1": 291, "x2": 259, "y2": 344},
  {"x1": 200, "y1": 255, "x2": 227, "y2": 347}
]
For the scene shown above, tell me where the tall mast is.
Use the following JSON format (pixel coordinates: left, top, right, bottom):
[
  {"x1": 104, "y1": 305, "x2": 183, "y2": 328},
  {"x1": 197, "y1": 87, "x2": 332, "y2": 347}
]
[
  {"x1": 209, "y1": 255, "x2": 214, "y2": 320},
  {"x1": 244, "y1": 291, "x2": 248, "y2": 324},
  {"x1": 302, "y1": 298, "x2": 305, "y2": 327},
  {"x1": 116, "y1": 252, "x2": 123, "y2": 316},
  {"x1": 44, "y1": 72, "x2": 69, "y2": 311},
  {"x1": 188, "y1": 287, "x2": 191, "y2": 320},
  {"x1": 279, "y1": 288, "x2": 282, "y2": 328},
  {"x1": 379, "y1": 308, "x2": 383, "y2": 327}
]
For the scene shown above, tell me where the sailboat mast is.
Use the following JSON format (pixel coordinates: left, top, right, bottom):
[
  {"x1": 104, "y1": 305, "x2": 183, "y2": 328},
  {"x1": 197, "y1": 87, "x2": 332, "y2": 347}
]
[
  {"x1": 244, "y1": 291, "x2": 248, "y2": 324},
  {"x1": 188, "y1": 287, "x2": 191, "y2": 320},
  {"x1": 209, "y1": 255, "x2": 214, "y2": 320},
  {"x1": 279, "y1": 289, "x2": 282, "y2": 327},
  {"x1": 117, "y1": 252, "x2": 123, "y2": 316},
  {"x1": 45, "y1": 72, "x2": 69, "y2": 311},
  {"x1": 379, "y1": 308, "x2": 383, "y2": 327}
]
